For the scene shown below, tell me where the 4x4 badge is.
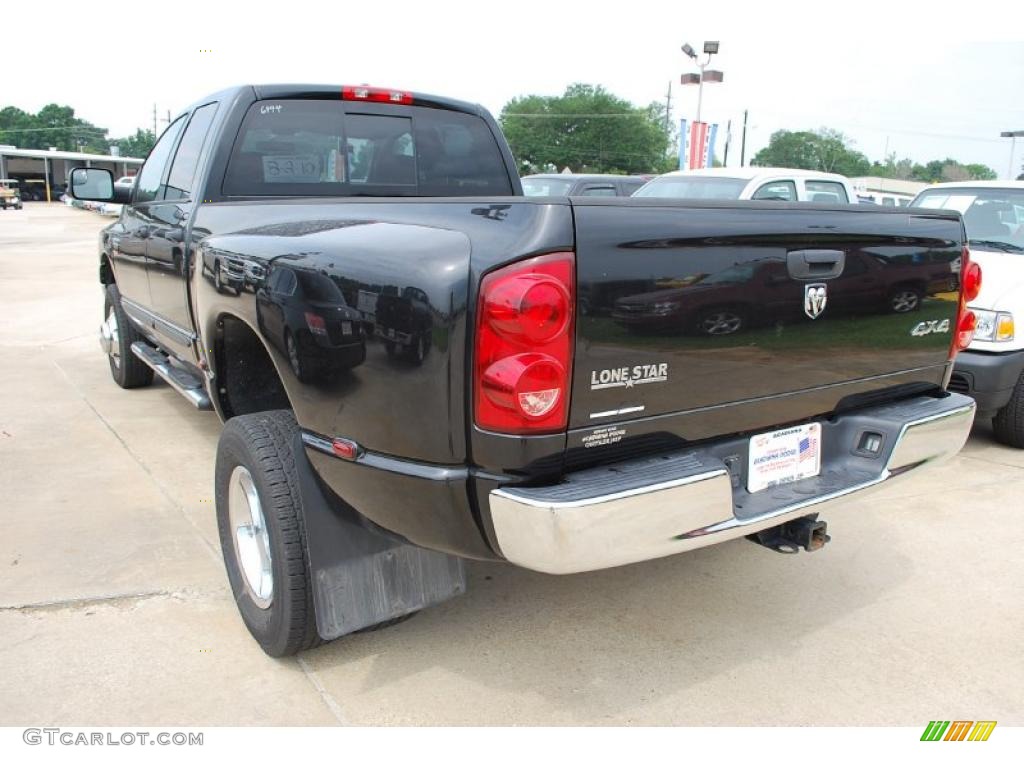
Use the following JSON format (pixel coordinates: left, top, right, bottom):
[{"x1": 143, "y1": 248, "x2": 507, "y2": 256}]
[{"x1": 804, "y1": 283, "x2": 828, "y2": 319}]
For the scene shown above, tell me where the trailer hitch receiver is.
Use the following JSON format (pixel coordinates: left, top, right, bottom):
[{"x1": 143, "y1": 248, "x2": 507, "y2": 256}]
[{"x1": 748, "y1": 516, "x2": 830, "y2": 554}]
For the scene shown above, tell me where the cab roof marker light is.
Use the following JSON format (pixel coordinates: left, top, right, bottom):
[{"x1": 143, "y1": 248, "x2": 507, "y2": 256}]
[{"x1": 341, "y1": 86, "x2": 413, "y2": 105}]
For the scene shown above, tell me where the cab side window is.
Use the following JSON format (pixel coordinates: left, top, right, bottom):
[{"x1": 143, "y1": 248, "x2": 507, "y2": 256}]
[
  {"x1": 752, "y1": 181, "x2": 797, "y2": 201},
  {"x1": 805, "y1": 180, "x2": 849, "y2": 204},
  {"x1": 164, "y1": 103, "x2": 218, "y2": 201},
  {"x1": 134, "y1": 117, "x2": 186, "y2": 204}
]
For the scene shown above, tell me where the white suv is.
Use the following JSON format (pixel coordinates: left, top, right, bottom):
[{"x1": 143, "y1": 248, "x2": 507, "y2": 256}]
[{"x1": 912, "y1": 181, "x2": 1024, "y2": 447}]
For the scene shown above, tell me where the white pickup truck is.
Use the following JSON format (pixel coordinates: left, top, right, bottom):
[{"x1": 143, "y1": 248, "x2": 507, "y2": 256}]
[
  {"x1": 634, "y1": 167, "x2": 859, "y2": 204},
  {"x1": 912, "y1": 181, "x2": 1024, "y2": 447}
]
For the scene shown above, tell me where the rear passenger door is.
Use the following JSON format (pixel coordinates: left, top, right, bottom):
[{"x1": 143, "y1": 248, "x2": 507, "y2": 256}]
[{"x1": 145, "y1": 102, "x2": 219, "y2": 357}]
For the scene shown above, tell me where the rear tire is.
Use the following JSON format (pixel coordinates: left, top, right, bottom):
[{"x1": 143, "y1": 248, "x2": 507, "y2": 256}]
[
  {"x1": 215, "y1": 410, "x2": 323, "y2": 657},
  {"x1": 993, "y1": 372, "x2": 1024, "y2": 448},
  {"x1": 103, "y1": 284, "x2": 154, "y2": 389}
]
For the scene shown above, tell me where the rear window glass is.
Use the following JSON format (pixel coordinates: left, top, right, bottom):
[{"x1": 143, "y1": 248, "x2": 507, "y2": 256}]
[
  {"x1": 522, "y1": 178, "x2": 573, "y2": 196},
  {"x1": 223, "y1": 100, "x2": 513, "y2": 197},
  {"x1": 633, "y1": 176, "x2": 747, "y2": 200}
]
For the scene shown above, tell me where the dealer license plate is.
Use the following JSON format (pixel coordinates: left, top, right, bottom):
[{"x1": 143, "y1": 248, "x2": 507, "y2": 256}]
[{"x1": 747, "y1": 422, "x2": 822, "y2": 493}]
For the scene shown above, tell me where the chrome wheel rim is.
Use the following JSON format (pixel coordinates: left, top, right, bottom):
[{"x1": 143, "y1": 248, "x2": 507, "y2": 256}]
[
  {"x1": 105, "y1": 307, "x2": 121, "y2": 368},
  {"x1": 228, "y1": 466, "x2": 273, "y2": 609},
  {"x1": 892, "y1": 291, "x2": 919, "y2": 312},
  {"x1": 701, "y1": 312, "x2": 742, "y2": 335}
]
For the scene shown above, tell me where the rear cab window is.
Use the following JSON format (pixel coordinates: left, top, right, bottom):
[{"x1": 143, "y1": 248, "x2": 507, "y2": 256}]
[
  {"x1": 579, "y1": 184, "x2": 617, "y2": 197},
  {"x1": 521, "y1": 178, "x2": 573, "y2": 196},
  {"x1": 805, "y1": 180, "x2": 849, "y2": 204},
  {"x1": 223, "y1": 100, "x2": 514, "y2": 197}
]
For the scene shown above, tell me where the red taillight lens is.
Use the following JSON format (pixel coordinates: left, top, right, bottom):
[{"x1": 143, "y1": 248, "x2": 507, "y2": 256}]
[
  {"x1": 305, "y1": 312, "x2": 327, "y2": 336},
  {"x1": 481, "y1": 353, "x2": 565, "y2": 418},
  {"x1": 341, "y1": 85, "x2": 413, "y2": 105},
  {"x1": 956, "y1": 310, "x2": 977, "y2": 352},
  {"x1": 962, "y1": 260, "x2": 982, "y2": 303},
  {"x1": 950, "y1": 246, "x2": 981, "y2": 358},
  {"x1": 484, "y1": 276, "x2": 571, "y2": 344},
  {"x1": 475, "y1": 252, "x2": 574, "y2": 434}
]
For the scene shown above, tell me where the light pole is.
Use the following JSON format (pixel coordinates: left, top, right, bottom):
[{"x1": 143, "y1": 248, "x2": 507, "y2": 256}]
[
  {"x1": 681, "y1": 40, "x2": 723, "y2": 126},
  {"x1": 1001, "y1": 130, "x2": 1024, "y2": 179}
]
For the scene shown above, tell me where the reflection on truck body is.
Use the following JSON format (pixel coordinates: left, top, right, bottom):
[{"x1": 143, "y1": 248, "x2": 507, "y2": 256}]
[{"x1": 255, "y1": 265, "x2": 366, "y2": 382}]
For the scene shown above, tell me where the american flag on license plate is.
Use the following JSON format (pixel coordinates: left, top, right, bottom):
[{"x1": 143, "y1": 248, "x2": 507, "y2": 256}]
[{"x1": 799, "y1": 436, "x2": 817, "y2": 462}]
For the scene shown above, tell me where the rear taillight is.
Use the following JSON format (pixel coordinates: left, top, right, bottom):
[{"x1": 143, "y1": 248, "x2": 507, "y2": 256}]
[
  {"x1": 956, "y1": 311, "x2": 977, "y2": 351},
  {"x1": 305, "y1": 312, "x2": 327, "y2": 336},
  {"x1": 951, "y1": 246, "x2": 981, "y2": 356},
  {"x1": 475, "y1": 252, "x2": 574, "y2": 434},
  {"x1": 341, "y1": 85, "x2": 413, "y2": 105},
  {"x1": 962, "y1": 260, "x2": 982, "y2": 303}
]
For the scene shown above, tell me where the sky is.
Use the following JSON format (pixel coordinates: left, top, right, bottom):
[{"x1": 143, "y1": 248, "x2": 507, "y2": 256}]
[{"x1": 6, "y1": 0, "x2": 1024, "y2": 176}]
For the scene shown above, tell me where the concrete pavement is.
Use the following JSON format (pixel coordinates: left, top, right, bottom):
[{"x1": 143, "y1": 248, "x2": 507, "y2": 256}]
[{"x1": 1, "y1": 204, "x2": 1021, "y2": 725}]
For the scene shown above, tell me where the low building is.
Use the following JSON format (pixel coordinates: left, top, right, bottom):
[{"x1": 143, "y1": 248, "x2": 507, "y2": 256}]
[
  {"x1": 0, "y1": 147, "x2": 144, "y2": 201},
  {"x1": 850, "y1": 177, "x2": 928, "y2": 207}
]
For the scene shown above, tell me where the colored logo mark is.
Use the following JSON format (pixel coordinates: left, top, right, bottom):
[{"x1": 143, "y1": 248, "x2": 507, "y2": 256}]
[{"x1": 920, "y1": 720, "x2": 997, "y2": 742}]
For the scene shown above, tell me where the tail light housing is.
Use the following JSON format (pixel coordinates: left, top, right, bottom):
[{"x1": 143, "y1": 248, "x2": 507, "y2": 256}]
[
  {"x1": 475, "y1": 252, "x2": 575, "y2": 434},
  {"x1": 305, "y1": 312, "x2": 327, "y2": 336},
  {"x1": 951, "y1": 246, "x2": 981, "y2": 356},
  {"x1": 341, "y1": 85, "x2": 413, "y2": 105}
]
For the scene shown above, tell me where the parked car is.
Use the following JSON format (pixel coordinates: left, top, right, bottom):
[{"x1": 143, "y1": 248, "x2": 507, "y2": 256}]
[
  {"x1": 633, "y1": 167, "x2": 858, "y2": 203},
  {"x1": 0, "y1": 179, "x2": 22, "y2": 210},
  {"x1": 522, "y1": 173, "x2": 650, "y2": 197},
  {"x1": 255, "y1": 264, "x2": 366, "y2": 382},
  {"x1": 912, "y1": 181, "x2": 1024, "y2": 447},
  {"x1": 612, "y1": 249, "x2": 957, "y2": 336},
  {"x1": 69, "y1": 84, "x2": 977, "y2": 658},
  {"x1": 375, "y1": 286, "x2": 433, "y2": 364}
]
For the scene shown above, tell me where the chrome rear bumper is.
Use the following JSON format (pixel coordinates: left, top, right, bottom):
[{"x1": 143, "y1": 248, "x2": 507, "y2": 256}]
[{"x1": 489, "y1": 393, "x2": 976, "y2": 574}]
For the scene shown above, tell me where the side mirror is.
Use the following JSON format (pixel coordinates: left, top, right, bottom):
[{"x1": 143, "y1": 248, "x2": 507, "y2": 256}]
[{"x1": 70, "y1": 168, "x2": 129, "y2": 203}]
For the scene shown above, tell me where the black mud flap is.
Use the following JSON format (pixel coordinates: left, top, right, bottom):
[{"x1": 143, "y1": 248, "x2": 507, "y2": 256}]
[{"x1": 292, "y1": 435, "x2": 466, "y2": 641}]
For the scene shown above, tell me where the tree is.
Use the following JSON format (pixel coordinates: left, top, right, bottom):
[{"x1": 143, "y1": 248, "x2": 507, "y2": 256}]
[
  {"x1": 112, "y1": 129, "x2": 156, "y2": 159},
  {"x1": 751, "y1": 128, "x2": 870, "y2": 176},
  {"x1": 0, "y1": 103, "x2": 110, "y2": 152},
  {"x1": 500, "y1": 84, "x2": 669, "y2": 174},
  {"x1": 963, "y1": 163, "x2": 997, "y2": 181}
]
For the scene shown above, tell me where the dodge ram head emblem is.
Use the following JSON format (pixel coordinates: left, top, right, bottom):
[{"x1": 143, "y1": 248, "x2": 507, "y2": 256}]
[{"x1": 804, "y1": 283, "x2": 828, "y2": 319}]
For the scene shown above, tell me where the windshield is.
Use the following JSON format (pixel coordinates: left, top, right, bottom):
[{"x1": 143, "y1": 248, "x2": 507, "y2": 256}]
[
  {"x1": 521, "y1": 178, "x2": 573, "y2": 196},
  {"x1": 913, "y1": 187, "x2": 1024, "y2": 253},
  {"x1": 633, "y1": 176, "x2": 748, "y2": 200}
]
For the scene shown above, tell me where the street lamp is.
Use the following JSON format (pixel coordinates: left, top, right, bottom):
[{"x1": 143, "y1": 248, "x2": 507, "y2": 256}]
[
  {"x1": 1000, "y1": 130, "x2": 1024, "y2": 180},
  {"x1": 681, "y1": 40, "x2": 723, "y2": 125}
]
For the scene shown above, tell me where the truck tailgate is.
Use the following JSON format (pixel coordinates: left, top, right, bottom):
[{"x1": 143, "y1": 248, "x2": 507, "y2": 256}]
[{"x1": 570, "y1": 200, "x2": 963, "y2": 443}]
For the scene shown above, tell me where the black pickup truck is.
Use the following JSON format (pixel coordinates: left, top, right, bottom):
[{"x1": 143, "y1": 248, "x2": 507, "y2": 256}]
[{"x1": 70, "y1": 84, "x2": 981, "y2": 657}]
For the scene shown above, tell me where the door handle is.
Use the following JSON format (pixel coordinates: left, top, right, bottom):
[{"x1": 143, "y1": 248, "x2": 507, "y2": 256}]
[{"x1": 787, "y1": 249, "x2": 845, "y2": 280}]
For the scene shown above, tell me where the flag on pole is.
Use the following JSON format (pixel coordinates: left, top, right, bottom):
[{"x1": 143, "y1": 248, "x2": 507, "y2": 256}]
[
  {"x1": 679, "y1": 119, "x2": 688, "y2": 171},
  {"x1": 680, "y1": 120, "x2": 719, "y2": 169},
  {"x1": 704, "y1": 123, "x2": 718, "y2": 168}
]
